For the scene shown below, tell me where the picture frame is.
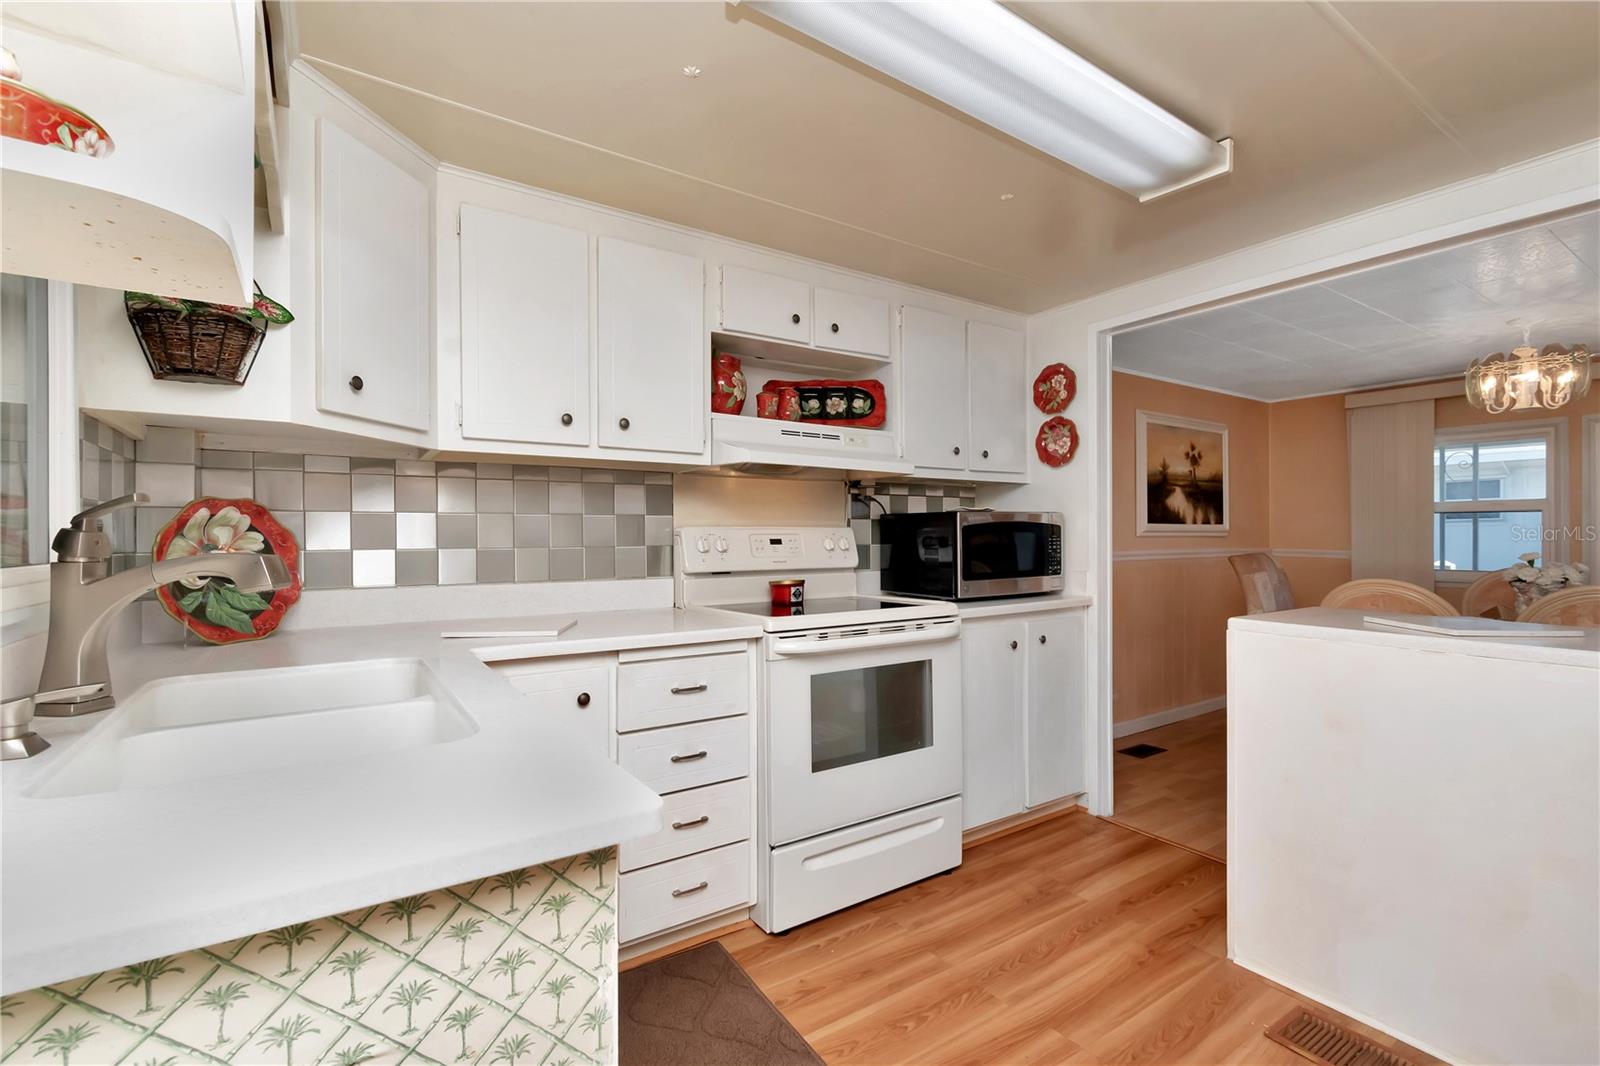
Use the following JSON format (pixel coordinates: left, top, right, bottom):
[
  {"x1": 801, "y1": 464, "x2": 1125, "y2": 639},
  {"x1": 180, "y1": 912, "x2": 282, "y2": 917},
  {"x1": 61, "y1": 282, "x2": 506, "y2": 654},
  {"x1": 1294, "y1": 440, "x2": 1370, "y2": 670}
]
[{"x1": 1136, "y1": 410, "x2": 1229, "y2": 535}]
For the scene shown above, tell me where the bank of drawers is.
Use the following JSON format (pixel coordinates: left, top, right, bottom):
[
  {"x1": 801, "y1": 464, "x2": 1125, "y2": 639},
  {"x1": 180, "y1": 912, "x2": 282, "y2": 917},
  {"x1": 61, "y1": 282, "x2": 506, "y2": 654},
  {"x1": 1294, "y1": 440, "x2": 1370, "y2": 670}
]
[{"x1": 615, "y1": 646, "x2": 753, "y2": 942}]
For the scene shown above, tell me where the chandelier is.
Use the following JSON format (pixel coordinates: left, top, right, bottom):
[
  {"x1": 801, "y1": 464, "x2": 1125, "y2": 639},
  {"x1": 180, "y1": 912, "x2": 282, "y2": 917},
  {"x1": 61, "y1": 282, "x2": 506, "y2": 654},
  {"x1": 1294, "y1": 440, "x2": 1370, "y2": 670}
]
[{"x1": 1464, "y1": 342, "x2": 1592, "y2": 414}]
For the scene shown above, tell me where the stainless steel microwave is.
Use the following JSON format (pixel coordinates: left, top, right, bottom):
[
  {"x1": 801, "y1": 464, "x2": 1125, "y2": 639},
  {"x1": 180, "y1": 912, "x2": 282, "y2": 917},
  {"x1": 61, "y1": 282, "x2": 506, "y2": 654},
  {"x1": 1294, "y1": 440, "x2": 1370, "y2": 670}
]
[{"x1": 878, "y1": 511, "x2": 1064, "y2": 601}]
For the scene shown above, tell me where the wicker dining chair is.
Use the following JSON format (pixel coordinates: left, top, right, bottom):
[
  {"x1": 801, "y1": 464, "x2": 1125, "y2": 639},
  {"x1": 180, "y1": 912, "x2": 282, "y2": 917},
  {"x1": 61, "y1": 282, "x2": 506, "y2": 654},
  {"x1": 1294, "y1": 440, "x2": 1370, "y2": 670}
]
[
  {"x1": 1229, "y1": 553, "x2": 1295, "y2": 614},
  {"x1": 1516, "y1": 586, "x2": 1600, "y2": 627},
  {"x1": 1461, "y1": 570, "x2": 1518, "y2": 620},
  {"x1": 1320, "y1": 578, "x2": 1459, "y2": 616}
]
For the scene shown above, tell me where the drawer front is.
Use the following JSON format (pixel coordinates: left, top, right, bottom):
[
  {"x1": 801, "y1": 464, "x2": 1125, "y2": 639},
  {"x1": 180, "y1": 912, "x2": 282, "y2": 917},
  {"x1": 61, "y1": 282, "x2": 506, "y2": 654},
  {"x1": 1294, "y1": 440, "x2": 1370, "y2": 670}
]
[
  {"x1": 497, "y1": 664, "x2": 610, "y2": 757},
  {"x1": 619, "y1": 717, "x2": 749, "y2": 794},
  {"x1": 617, "y1": 651, "x2": 748, "y2": 732},
  {"x1": 620, "y1": 778, "x2": 751, "y2": 872},
  {"x1": 619, "y1": 841, "x2": 752, "y2": 942}
]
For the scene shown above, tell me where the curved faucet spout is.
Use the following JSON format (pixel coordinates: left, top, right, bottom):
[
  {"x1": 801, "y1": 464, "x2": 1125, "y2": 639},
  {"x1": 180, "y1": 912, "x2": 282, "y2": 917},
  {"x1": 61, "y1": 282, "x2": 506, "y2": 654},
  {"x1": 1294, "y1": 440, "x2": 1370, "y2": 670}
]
[{"x1": 34, "y1": 552, "x2": 294, "y2": 716}]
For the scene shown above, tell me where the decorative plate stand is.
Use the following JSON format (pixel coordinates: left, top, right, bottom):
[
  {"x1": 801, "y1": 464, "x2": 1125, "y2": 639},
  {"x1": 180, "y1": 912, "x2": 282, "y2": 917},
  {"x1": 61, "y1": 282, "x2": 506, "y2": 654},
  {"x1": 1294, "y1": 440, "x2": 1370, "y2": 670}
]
[
  {"x1": 153, "y1": 498, "x2": 301, "y2": 644},
  {"x1": 1032, "y1": 362, "x2": 1076, "y2": 413},
  {"x1": 1035, "y1": 416, "x2": 1079, "y2": 467}
]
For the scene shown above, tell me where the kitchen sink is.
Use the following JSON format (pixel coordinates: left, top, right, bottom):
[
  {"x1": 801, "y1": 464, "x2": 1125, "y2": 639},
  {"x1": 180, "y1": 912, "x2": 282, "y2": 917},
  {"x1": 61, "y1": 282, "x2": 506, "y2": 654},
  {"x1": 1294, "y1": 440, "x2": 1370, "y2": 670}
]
[{"x1": 28, "y1": 658, "x2": 475, "y2": 798}]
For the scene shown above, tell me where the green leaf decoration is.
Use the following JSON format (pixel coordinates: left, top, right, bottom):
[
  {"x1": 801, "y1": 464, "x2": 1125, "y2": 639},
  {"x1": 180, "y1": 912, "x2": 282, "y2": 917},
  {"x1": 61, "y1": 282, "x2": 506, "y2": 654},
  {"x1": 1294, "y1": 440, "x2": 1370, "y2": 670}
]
[
  {"x1": 203, "y1": 592, "x2": 256, "y2": 635},
  {"x1": 214, "y1": 584, "x2": 270, "y2": 614},
  {"x1": 177, "y1": 587, "x2": 206, "y2": 613}
]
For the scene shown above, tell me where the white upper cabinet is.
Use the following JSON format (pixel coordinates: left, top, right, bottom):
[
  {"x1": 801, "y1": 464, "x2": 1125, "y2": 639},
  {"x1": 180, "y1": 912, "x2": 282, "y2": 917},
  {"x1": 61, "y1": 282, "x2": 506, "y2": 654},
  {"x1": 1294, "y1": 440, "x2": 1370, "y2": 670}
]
[
  {"x1": 967, "y1": 322, "x2": 1027, "y2": 475},
  {"x1": 317, "y1": 119, "x2": 431, "y2": 431},
  {"x1": 720, "y1": 265, "x2": 811, "y2": 344},
  {"x1": 813, "y1": 286, "x2": 891, "y2": 358},
  {"x1": 459, "y1": 204, "x2": 590, "y2": 446},
  {"x1": 901, "y1": 306, "x2": 969, "y2": 471},
  {"x1": 1025, "y1": 611, "x2": 1086, "y2": 808},
  {"x1": 597, "y1": 237, "x2": 706, "y2": 455}
]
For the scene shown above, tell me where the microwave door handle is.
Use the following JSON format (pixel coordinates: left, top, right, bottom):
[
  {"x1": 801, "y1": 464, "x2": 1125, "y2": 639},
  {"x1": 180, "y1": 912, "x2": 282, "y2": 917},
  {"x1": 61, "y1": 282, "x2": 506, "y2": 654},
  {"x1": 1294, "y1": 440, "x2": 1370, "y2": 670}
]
[{"x1": 770, "y1": 624, "x2": 960, "y2": 657}]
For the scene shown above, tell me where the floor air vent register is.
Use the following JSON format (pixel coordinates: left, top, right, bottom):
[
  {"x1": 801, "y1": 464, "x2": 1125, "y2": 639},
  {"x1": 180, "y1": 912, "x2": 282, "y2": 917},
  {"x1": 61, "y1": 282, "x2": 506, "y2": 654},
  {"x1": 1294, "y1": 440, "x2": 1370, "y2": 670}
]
[{"x1": 1265, "y1": 1008, "x2": 1418, "y2": 1066}]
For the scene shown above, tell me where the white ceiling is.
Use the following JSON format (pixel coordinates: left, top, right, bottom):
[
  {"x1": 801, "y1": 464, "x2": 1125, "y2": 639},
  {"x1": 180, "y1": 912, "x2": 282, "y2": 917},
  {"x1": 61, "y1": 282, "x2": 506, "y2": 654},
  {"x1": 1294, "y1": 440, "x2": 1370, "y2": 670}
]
[
  {"x1": 287, "y1": 1, "x2": 1600, "y2": 312},
  {"x1": 1110, "y1": 210, "x2": 1600, "y2": 401}
]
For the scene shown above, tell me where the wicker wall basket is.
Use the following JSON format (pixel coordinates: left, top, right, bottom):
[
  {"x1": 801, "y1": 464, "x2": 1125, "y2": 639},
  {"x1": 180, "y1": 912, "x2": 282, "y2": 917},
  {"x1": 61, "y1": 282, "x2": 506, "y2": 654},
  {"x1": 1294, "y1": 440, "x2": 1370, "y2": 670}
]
[{"x1": 124, "y1": 285, "x2": 292, "y2": 386}]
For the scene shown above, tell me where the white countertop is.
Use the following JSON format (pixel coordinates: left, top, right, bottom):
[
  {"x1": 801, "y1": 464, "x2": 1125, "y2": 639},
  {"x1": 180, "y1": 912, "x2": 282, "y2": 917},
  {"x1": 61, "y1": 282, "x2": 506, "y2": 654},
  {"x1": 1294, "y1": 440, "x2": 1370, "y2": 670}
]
[
  {"x1": 1230, "y1": 607, "x2": 1600, "y2": 668},
  {"x1": 955, "y1": 593, "x2": 1093, "y2": 619},
  {"x1": 0, "y1": 607, "x2": 762, "y2": 994}
]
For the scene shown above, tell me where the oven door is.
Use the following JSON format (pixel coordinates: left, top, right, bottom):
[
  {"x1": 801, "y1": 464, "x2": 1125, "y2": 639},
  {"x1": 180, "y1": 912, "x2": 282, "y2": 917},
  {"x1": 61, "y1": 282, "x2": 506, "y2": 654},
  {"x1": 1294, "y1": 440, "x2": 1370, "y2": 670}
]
[
  {"x1": 764, "y1": 618, "x2": 962, "y2": 845},
  {"x1": 957, "y1": 511, "x2": 1064, "y2": 599}
]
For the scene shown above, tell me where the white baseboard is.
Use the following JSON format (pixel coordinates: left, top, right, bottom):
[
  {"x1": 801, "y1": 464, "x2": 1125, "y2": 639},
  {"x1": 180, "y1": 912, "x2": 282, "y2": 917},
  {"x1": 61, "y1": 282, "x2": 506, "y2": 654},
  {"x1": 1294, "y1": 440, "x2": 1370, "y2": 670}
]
[{"x1": 1113, "y1": 696, "x2": 1226, "y2": 739}]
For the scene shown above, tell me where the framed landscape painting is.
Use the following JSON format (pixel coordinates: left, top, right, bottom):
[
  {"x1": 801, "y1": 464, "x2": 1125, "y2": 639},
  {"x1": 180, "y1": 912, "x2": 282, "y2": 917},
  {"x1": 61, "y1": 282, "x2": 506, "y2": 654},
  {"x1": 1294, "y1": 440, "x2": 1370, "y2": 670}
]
[{"x1": 1136, "y1": 411, "x2": 1229, "y2": 535}]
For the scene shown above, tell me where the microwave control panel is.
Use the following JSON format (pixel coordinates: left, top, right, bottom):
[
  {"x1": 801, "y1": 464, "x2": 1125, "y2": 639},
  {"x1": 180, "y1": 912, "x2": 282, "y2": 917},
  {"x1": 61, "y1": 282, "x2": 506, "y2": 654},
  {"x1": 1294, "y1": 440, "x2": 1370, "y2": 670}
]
[{"x1": 675, "y1": 527, "x2": 857, "y2": 573}]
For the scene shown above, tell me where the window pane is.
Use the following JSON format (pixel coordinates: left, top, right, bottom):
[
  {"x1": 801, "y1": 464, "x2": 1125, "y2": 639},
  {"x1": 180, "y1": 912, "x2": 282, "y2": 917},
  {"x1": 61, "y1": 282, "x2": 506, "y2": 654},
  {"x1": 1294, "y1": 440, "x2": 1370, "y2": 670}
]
[
  {"x1": 1437, "y1": 514, "x2": 1474, "y2": 571},
  {"x1": 1478, "y1": 510, "x2": 1542, "y2": 571},
  {"x1": 1, "y1": 275, "x2": 48, "y2": 568},
  {"x1": 1435, "y1": 445, "x2": 1475, "y2": 503},
  {"x1": 1477, "y1": 439, "x2": 1546, "y2": 499}
]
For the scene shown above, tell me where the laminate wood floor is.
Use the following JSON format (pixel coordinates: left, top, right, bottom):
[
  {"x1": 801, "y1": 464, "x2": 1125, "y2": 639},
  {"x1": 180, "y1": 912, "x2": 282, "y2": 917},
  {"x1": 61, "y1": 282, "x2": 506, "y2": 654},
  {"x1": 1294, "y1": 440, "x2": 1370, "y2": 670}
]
[
  {"x1": 719, "y1": 812, "x2": 1435, "y2": 1066},
  {"x1": 1110, "y1": 710, "x2": 1227, "y2": 860}
]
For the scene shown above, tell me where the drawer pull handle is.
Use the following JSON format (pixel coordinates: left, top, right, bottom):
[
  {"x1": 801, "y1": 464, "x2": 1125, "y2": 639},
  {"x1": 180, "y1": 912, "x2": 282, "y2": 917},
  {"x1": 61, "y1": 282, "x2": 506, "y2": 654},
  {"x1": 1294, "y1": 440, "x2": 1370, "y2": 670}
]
[
  {"x1": 670, "y1": 683, "x2": 708, "y2": 695},
  {"x1": 672, "y1": 815, "x2": 710, "y2": 830},
  {"x1": 576, "y1": 692, "x2": 591, "y2": 708},
  {"x1": 670, "y1": 750, "x2": 709, "y2": 763},
  {"x1": 672, "y1": 881, "x2": 710, "y2": 898}
]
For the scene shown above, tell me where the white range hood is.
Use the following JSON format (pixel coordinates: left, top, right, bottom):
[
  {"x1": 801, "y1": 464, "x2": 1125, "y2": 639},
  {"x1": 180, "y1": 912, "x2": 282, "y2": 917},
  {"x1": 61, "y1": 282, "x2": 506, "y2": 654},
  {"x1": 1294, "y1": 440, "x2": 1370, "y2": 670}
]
[{"x1": 709, "y1": 414, "x2": 911, "y2": 477}]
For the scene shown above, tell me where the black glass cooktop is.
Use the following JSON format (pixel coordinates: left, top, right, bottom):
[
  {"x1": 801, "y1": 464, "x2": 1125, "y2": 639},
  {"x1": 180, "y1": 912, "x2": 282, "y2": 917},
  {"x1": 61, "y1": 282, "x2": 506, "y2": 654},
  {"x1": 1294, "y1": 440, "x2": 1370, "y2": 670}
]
[{"x1": 716, "y1": 596, "x2": 927, "y2": 618}]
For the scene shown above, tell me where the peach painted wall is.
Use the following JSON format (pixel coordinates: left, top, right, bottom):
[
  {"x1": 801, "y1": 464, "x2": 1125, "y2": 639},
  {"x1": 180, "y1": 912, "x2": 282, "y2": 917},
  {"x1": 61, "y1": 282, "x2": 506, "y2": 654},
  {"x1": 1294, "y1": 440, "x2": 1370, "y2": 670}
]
[
  {"x1": 1112, "y1": 373, "x2": 1269, "y2": 725},
  {"x1": 1267, "y1": 394, "x2": 1353, "y2": 606}
]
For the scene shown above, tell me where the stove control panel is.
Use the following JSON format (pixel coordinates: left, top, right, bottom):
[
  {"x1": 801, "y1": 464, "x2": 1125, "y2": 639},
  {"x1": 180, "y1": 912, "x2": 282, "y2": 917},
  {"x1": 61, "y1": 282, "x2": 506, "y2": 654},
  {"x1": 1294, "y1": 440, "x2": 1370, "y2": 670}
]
[{"x1": 675, "y1": 527, "x2": 857, "y2": 573}]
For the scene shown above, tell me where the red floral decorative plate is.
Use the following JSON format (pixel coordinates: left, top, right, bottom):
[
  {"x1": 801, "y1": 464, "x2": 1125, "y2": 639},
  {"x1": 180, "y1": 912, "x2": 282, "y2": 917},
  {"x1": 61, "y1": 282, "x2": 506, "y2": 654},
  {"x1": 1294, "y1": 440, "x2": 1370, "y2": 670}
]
[
  {"x1": 0, "y1": 49, "x2": 114, "y2": 157},
  {"x1": 1035, "y1": 417, "x2": 1079, "y2": 467},
  {"x1": 153, "y1": 498, "x2": 301, "y2": 644},
  {"x1": 1032, "y1": 363, "x2": 1076, "y2": 413}
]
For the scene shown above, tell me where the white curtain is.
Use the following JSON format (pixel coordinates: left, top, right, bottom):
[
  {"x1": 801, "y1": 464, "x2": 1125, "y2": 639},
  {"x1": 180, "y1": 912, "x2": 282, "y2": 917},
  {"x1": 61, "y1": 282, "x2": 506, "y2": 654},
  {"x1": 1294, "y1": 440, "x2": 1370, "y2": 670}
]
[{"x1": 1347, "y1": 399, "x2": 1435, "y2": 586}]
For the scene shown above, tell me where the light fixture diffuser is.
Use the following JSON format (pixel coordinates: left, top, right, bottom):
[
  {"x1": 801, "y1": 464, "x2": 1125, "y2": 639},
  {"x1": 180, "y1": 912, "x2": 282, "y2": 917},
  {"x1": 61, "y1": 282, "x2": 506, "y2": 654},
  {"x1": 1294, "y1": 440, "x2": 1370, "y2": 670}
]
[{"x1": 736, "y1": 0, "x2": 1232, "y2": 201}]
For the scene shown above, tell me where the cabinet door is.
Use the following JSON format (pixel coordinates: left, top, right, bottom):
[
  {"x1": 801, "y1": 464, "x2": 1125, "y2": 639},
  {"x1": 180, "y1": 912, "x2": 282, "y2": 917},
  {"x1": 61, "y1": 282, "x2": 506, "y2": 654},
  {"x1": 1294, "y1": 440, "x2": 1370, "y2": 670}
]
[
  {"x1": 500, "y1": 664, "x2": 611, "y2": 757},
  {"x1": 814, "y1": 286, "x2": 891, "y2": 358},
  {"x1": 967, "y1": 322, "x2": 1027, "y2": 474},
  {"x1": 1025, "y1": 611, "x2": 1086, "y2": 807},
  {"x1": 459, "y1": 204, "x2": 590, "y2": 445},
  {"x1": 317, "y1": 119, "x2": 431, "y2": 431},
  {"x1": 961, "y1": 617, "x2": 1028, "y2": 829},
  {"x1": 901, "y1": 306, "x2": 969, "y2": 471},
  {"x1": 721, "y1": 264, "x2": 810, "y2": 344},
  {"x1": 598, "y1": 237, "x2": 705, "y2": 454}
]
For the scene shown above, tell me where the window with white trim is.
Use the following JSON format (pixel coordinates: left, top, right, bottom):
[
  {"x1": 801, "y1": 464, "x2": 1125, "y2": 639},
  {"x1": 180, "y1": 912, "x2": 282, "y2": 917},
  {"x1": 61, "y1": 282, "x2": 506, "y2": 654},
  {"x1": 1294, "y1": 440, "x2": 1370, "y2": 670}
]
[{"x1": 1432, "y1": 425, "x2": 1559, "y2": 575}]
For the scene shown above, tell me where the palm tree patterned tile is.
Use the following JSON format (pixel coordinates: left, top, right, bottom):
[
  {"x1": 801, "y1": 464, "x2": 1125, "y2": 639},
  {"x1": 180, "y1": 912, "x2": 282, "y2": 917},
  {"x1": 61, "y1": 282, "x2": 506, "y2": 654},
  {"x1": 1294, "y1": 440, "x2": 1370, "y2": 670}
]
[{"x1": 0, "y1": 849, "x2": 618, "y2": 1066}]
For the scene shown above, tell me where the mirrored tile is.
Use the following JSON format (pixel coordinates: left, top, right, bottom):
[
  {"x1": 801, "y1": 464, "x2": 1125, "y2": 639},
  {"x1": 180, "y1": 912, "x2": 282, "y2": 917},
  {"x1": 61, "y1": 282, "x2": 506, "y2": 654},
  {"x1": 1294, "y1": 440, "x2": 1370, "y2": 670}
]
[
  {"x1": 352, "y1": 549, "x2": 396, "y2": 588},
  {"x1": 477, "y1": 479, "x2": 512, "y2": 513},
  {"x1": 514, "y1": 481, "x2": 549, "y2": 514},
  {"x1": 477, "y1": 549, "x2": 514, "y2": 584},
  {"x1": 478, "y1": 513, "x2": 513, "y2": 549},
  {"x1": 514, "y1": 515, "x2": 550, "y2": 548},
  {"x1": 549, "y1": 547, "x2": 585, "y2": 580},
  {"x1": 305, "y1": 473, "x2": 353, "y2": 510},
  {"x1": 352, "y1": 512, "x2": 396, "y2": 550},
  {"x1": 437, "y1": 513, "x2": 478, "y2": 549},
  {"x1": 302, "y1": 551, "x2": 351, "y2": 589},
  {"x1": 515, "y1": 548, "x2": 549, "y2": 582},
  {"x1": 395, "y1": 476, "x2": 437, "y2": 512},
  {"x1": 396, "y1": 549, "x2": 438, "y2": 586},
  {"x1": 305, "y1": 511, "x2": 351, "y2": 550},
  {"x1": 438, "y1": 548, "x2": 476, "y2": 585},
  {"x1": 351, "y1": 474, "x2": 395, "y2": 512},
  {"x1": 396, "y1": 512, "x2": 436, "y2": 550}
]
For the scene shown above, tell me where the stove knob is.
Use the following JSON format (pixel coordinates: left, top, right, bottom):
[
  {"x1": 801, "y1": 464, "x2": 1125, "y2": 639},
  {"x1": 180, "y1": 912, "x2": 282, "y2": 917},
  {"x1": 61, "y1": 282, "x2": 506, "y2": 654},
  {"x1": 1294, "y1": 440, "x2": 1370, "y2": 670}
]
[
  {"x1": 839, "y1": 535, "x2": 853, "y2": 552},
  {"x1": 714, "y1": 537, "x2": 729, "y2": 553},
  {"x1": 821, "y1": 536, "x2": 836, "y2": 552},
  {"x1": 695, "y1": 537, "x2": 709, "y2": 554}
]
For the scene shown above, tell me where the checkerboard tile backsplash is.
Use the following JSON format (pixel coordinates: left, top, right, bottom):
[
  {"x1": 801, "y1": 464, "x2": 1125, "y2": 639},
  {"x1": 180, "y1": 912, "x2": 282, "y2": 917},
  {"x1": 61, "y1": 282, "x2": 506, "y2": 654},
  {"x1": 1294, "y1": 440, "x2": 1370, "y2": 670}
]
[
  {"x1": 117, "y1": 428, "x2": 673, "y2": 590},
  {"x1": 850, "y1": 480, "x2": 977, "y2": 571}
]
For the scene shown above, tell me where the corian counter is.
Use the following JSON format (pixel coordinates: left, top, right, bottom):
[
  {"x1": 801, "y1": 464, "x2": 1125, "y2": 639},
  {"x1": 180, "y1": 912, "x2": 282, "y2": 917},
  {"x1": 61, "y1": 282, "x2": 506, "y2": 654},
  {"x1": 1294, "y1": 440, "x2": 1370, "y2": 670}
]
[
  {"x1": 955, "y1": 593, "x2": 1092, "y2": 619},
  {"x1": 1227, "y1": 607, "x2": 1599, "y2": 1065},
  {"x1": 0, "y1": 607, "x2": 763, "y2": 994}
]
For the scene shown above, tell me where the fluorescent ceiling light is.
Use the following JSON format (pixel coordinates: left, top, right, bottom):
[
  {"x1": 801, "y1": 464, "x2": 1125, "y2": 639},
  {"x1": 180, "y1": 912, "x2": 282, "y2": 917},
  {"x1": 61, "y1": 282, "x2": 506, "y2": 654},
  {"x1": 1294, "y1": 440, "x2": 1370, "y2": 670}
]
[{"x1": 736, "y1": 0, "x2": 1233, "y2": 202}]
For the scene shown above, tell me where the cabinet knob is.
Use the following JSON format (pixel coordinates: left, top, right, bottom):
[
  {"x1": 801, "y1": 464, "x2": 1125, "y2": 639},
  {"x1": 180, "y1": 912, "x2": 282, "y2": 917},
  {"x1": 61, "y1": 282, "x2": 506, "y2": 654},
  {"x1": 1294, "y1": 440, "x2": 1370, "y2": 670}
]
[
  {"x1": 1039, "y1": 635, "x2": 1047, "y2": 645},
  {"x1": 618, "y1": 417, "x2": 630, "y2": 430},
  {"x1": 576, "y1": 692, "x2": 591, "y2": 707},
  {"x1": 348, "y1": 375, "x2": 364, "y2": 393},
  {"x1": 830, "y1": 322, "x2": 840, "y2": 334},
  {"x1": 1010, "y1": 640, "x2": 1018, "y2": 650},
  {"x1": 560, "y1": 412, "x2": 573, "y2": 426},
  {"x1": 982, "y1": 449, "x2": 990, "y2": 459},
  {"x1": 953, "y1": 446, "x2": 961, "y2": 456},
  {"x1": 791, "y1": 313, "x2": 801, "y2": 324}
]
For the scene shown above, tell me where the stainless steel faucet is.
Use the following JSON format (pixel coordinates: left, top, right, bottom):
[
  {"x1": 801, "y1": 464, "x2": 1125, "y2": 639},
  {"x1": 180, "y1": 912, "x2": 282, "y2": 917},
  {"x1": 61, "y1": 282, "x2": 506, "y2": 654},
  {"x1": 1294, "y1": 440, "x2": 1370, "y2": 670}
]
[{"x1": 31, "y1": 493, "x2": 292, "y2": 718}]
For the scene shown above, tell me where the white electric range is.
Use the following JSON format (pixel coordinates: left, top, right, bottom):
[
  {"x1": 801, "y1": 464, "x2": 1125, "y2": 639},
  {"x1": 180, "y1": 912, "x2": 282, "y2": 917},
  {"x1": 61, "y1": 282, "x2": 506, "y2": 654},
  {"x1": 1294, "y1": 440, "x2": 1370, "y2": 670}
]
[{"x1": 674, "y1": 526, "x2": 964, "y2": 932}]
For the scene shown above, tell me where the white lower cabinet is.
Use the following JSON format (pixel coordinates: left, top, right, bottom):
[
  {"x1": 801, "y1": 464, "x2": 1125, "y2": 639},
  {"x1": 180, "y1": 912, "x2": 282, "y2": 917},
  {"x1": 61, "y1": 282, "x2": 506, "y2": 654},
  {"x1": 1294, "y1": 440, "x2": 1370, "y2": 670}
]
[
  {"x1": 618, "y1": 841, "x2": 752, "y2": 943},
  {"x1": 618, "y1": 716, "x2": 750, "y2": 795},
  {"x1": 620, "y1": 778, "x2": 751, "y2": 873},
  {"x1": 497, "y1": 661, "x2": 610, "y2": 756},
  {"x1": 959, "y1": 609, "x2": 1087, "y2": 830}
]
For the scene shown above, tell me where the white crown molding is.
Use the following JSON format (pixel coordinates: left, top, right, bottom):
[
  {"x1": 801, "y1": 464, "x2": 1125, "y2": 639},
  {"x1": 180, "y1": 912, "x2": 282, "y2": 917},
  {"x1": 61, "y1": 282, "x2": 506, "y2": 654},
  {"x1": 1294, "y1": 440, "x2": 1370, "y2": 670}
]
[{"x1": 290, "y1": 58, "x2": 439, "y2": 169}]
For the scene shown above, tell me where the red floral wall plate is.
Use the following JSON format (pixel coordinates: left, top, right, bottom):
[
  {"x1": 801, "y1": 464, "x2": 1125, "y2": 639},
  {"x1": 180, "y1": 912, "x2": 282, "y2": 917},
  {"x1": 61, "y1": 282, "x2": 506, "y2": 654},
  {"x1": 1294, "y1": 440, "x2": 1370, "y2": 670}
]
[
  {"x1": 1035, "y1": 417, "x2": 1079, "y2": 467},
  {"x1": 153, "y1": 498, "x2": 301, "y2": 644},
  {"x1": 1032, "y1": 363, "x2": 1076, "y2": 413},
  {"x1": 0, "y1": 50, "x2": 114, "y2": 156}
]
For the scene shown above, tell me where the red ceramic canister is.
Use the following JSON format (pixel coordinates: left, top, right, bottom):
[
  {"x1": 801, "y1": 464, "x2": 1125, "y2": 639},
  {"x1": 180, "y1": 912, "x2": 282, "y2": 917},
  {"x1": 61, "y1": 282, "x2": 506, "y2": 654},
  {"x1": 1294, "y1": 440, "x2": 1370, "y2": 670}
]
[
  {"x1": 777, "y1": 386, "x2": 803, "y2": 421},
  {"x1": 755, "y1": 389, "x2": 781, "y2": 418}
]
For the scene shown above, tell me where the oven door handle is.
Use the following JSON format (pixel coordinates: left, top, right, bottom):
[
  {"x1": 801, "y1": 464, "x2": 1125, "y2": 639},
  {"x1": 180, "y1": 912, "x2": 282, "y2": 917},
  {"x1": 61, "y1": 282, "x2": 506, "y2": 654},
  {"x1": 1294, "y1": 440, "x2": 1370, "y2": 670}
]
[{"x1": 770, "y1": 624, "x2": 960, "y2": 657}]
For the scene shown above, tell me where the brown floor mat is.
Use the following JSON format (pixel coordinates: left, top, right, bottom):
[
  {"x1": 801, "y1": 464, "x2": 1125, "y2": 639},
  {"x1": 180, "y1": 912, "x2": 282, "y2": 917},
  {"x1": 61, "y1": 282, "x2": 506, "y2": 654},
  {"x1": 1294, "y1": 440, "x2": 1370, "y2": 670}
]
[{"x1": 619, "y1": 941, "x2": 826, "y2": 1066}]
